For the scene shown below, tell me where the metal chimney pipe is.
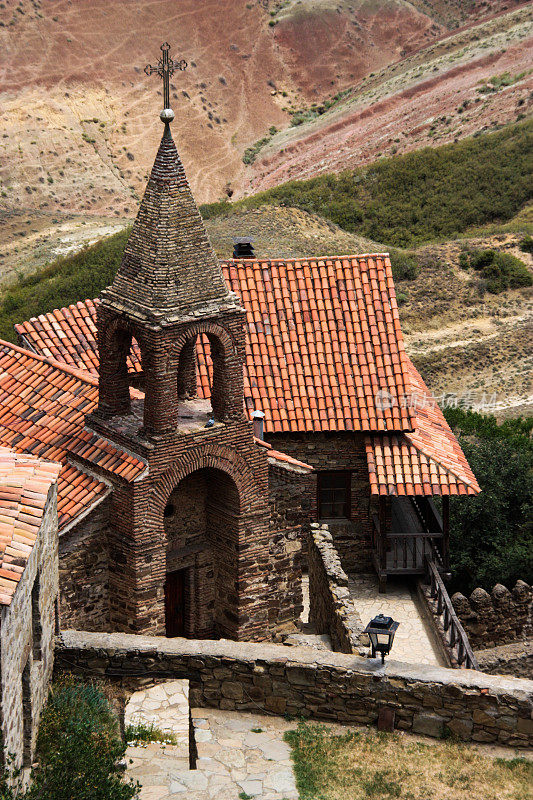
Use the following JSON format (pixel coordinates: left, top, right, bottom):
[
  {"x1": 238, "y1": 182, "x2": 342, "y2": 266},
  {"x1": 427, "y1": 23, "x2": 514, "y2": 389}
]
[{"x1": 252, "y1": 409, "x2": 266, "y2": 440}]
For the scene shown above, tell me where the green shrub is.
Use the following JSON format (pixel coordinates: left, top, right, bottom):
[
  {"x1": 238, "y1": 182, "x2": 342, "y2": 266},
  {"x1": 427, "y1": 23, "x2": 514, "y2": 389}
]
[
  {"x1": 29, "y1": 680, "x2": 139, "y2": 800},
  {"x1": 29, "y1": 679, "x2": 139, "y2": 800},
  {"x1": 519, "y1": 234, "x2": 533, "y2": 254},
  {"x1": 461, "y1": 249, "x2": 532, "y2": 292},
  {"x1": 0, "y1": 680, "x2": 140, "y2": 799},
  {"x1": 444, "y1": 408, "x2": 533, "y2": 594},
  {"x1": 205, "y1": 118, "x2": 533, "y2": 247},
  {"x1": 388, "y1": 248, "x2": 419, "y2": 281}
]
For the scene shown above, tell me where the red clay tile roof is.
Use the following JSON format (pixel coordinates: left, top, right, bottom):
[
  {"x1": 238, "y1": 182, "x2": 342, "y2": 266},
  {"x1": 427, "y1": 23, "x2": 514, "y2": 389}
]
[
  {"x1": 0, "y1": 341, "x2": 146, "y2": 529},
  {"x1": 254, "y1": 437, "x2": 313, "y2": 473},
  {"x1": 0, "y1": 447, "x2": 61, "y2": 605},
  {"x1": 366, "y1": 361, "x2": 481, "y2": 496},
  {"x1": 16, "y1": 255, "x2": 415, "y2": 433},
  {"x1": 12, "y1": 254, "x2": 479, "y2": 496}
]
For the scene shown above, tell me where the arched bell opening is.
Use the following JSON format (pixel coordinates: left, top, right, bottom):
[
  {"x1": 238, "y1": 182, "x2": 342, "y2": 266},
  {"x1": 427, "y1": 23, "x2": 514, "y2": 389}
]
[
  {"x1": 97, "y1": 324, "x2": 134, "y2": 418},
  {"x1": 176, "y1": 330, "x2": 231, "y2": 422},
  {"x1": 127, "y1": 336, "x2": 144, "y2": 390}
]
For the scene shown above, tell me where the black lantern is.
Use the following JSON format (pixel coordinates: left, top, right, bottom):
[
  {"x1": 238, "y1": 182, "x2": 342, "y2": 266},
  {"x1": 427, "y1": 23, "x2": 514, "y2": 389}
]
[{"x1": 364, "y1": 614, "x2": 399, "y2": 664}]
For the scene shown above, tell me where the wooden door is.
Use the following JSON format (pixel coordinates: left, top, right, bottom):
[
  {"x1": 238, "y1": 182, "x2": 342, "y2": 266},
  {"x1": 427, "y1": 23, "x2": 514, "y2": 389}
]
[{"x1": 165, "y1": 569, "x2": 186, "y2": 637}]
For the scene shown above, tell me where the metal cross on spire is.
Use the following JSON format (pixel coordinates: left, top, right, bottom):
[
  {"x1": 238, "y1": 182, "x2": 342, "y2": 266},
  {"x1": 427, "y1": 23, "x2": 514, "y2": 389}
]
[{"x1": 145, "y1": 43, "x2": 187, "y2": 122}]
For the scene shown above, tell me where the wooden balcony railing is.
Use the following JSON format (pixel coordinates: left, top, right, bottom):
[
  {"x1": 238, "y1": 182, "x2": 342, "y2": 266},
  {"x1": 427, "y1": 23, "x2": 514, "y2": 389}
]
[
  {"x1": 372, "y1": 514, "x2": 443, "y2": 575},
  {"x1": 425, "y1": 558, "x2": 479, "y2": 670}
]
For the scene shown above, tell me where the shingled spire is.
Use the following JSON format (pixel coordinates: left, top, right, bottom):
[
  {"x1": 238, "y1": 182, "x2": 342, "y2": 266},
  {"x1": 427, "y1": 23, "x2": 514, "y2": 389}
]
[{"x1": 101, "y1": 124, "x2": 238, "y2": 323}]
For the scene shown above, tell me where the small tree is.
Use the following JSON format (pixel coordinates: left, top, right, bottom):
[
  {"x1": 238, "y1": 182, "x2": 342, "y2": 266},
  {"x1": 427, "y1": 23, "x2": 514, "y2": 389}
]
[
  {"x1": 28, "y1": 679, "x2": 139, "y2": 800},
  {"x1": 445, "y1": 410, "x2": 533, "y2": 594}
]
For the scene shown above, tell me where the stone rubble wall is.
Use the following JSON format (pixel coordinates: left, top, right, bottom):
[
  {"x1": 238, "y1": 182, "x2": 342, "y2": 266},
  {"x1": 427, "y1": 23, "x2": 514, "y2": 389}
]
[
  {"x1": 56, "y1": 630, "x2": 533, "y2": 748},
  {"x1": 308, "y1": 524, "x2": 365, "y2": 653},
  {"x1": 476, "y1": 640, "x2": 533, "y2": 680},
  {"x1": 1, "y1": 487, "x2": 59, "y2": 769},
  {"x1": 267, "y1": 463, "x2": 314, "y2": 636},
  {"x1": 268, "y1": 433, "x2": 375, "y2": 572},
  {"x1": 452, "y1": 581, "x2": 532, "y2": 649},
  {"x1": 59, "y1": 497, "x2": 111, "y2": 632}
]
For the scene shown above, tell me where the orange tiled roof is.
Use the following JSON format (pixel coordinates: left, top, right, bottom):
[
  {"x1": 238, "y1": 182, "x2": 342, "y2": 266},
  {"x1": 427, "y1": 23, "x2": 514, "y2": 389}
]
[
  {"x1": 366, "y1": 361, "x2": 481, "y2": 496},
  {"x1": 16, "y1": 255, "x2": 415, "y2": 433},
  {"x1": 0, "y1": 341, "x2": 146, "y2": 528},
  {"x1": 0, "y1": 447, "x2": 61, "y2": 605},
  {"x1": 254, "y1": 437, "x2": 313, "y2": 473}
]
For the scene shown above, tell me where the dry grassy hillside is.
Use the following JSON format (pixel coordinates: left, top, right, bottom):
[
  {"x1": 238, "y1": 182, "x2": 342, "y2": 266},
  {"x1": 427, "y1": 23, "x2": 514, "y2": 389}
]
[
  {"x1": 204, "y1": 206, "x2": 533, "y2": 418},
  {"x1": 0, "y1": 0, "x2": 453, "y2": 216},
  {"x1": 243, "y1": 4, "x2": 533, "y2": 196}
]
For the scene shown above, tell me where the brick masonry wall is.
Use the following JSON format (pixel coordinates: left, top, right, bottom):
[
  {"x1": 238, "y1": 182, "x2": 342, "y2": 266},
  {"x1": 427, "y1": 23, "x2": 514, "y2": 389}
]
[
  {"x1": 59, "y1": 497, "x2": 111, "y2": 632},
  {"x1": 0, "y1": 487, "x2": 58, "y2": 769},
  {"x1": 267, "y1": 463, "x2": 314, "y2": 636},
  {"x1": 308, "y1": 524, "x2": 365, "y2": 653},
  {"x1": 56, "y1": 630, "x2": 533, "y2": 748},
  {"x1": 268, "y1": 433, "x2": 376, "y2": 572},
  {"x1": 452, "y1": 581, "x2": 533, "y2": 648},
  {"x1": 92, "y1": 422, "x2": 273, "y2": 641}
]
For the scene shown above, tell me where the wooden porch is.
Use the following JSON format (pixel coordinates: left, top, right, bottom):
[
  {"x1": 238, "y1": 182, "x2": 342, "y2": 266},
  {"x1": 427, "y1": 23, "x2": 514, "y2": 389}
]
[{"x1": 371, "y1": 496, "x2": 450, "y2": 590}]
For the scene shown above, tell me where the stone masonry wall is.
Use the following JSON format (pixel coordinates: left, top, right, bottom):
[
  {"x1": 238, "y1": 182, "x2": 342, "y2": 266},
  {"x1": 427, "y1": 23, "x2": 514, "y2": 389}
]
[
  {"x1": 476, "y1": 641, "x2": 533, "y2": 680},
  {"x1": 1, "y1": 487, "x2": 58, "y2": 769},
  {"x1": 59, "y1": 497, "x2": 111, "y2": 632},
  {"x1": 452, "y1": 581, "x2": 533, "y2": 649},
  {"x1": 308, "y1": 524, "x2": 364, "y2": 653},
  {"x1": 267, "y1": 463, "x2": 315, "y2": 636},
  {"x1": 268, "y1": 433, "x2": 375, "y2": 573},
  {"x1": 57, "y1": 631, "x2": 533, "y2": 748}
]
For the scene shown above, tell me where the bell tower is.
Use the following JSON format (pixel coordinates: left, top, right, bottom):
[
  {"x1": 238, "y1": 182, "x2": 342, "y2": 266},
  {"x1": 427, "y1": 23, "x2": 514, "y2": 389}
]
[
  {"x1": 83, "y1": 45, "x2": 272, "y2": 641},
  {"x1": 94, "y1": 48, "x2": 245, "y2": 439}
]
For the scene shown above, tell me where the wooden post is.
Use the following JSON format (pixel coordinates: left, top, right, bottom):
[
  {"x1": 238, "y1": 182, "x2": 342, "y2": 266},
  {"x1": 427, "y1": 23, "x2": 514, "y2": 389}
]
[{"x1": 442, "y1": 495, "x2": 450, "y2": 573}]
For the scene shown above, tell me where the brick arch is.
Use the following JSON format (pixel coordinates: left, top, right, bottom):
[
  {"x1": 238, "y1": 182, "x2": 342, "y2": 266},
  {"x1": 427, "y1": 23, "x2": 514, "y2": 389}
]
[
  {"x1": 173, "y1": 322, "x2": 242, "y2": 420},
  {"x1": 172, "y1": 321, "x2": 238, "y2": 362},
  {"x1": 149, "y1": 443, "x2": 257, "y2": 519},
  {"x1": 151, "y1": 445, "x2": 259, "y2": 640},
  {"x1": 97, "y1": 314, "x2": 149, "y2": 417}
]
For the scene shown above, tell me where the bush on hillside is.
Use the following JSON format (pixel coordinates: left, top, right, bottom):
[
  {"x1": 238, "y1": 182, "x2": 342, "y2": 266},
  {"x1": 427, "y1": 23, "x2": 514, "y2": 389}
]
[
  {"x1": 459, "y1": 248, "x2": 532, "y2": 293},
  {"x1": 444, "y1": 408, "x2": 533, "y2": 595},
  {"x1": 519, "y1": 235, "x2": 533, "y2": 254},
  {"x1": 201, "y1": 118, "x2": 532, "y2": 247},
  {"x1": 388, "y1": 249, "x2": 419, "y2": 281}
]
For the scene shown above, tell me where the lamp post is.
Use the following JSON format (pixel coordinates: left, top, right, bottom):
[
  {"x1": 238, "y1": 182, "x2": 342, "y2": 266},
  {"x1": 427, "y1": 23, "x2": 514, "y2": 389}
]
[{"x1": 364, "y1": 614, "x2": 399, "y2": 664}]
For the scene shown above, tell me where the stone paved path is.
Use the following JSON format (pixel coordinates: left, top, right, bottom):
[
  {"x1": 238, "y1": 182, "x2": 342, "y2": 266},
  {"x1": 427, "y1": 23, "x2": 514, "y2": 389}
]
[
  {"x1": 348, "y1": 573, "x2": 444, "y2": 666},
  {"x1": 191, "y1": 709, "x2": 298, "y2": 800},
  {"x1": 125, "y1": 682, "x2": 297, "y2": 799}
]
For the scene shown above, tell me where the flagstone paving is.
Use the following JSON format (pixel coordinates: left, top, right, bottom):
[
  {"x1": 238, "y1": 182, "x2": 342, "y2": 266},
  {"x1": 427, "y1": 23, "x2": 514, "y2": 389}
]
[
  {"x1": 347, "y1": 573, "x2": 445, "y2": 666},
  {"x1": 125, "y1": 683, "x2": 297, "y2": 799}
]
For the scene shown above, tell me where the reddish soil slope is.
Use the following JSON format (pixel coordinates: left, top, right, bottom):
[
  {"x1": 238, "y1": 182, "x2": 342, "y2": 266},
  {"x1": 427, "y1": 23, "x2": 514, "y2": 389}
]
[
  {"x1": 243, "y1": 4, "x2": 533, "y2": 196},
  {"x1": 0, "y1": 0, "x2": 478, "y2": 213}
]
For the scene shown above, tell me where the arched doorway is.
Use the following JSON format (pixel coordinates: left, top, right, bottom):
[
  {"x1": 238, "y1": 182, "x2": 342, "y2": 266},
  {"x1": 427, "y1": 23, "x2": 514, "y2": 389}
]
[{"x1": 163, "y1": 467, "x2": 240, "y2": 639}]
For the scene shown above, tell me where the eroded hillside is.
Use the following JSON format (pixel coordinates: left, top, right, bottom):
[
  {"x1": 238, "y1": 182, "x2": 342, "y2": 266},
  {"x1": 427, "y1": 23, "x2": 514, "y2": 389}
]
[
  {"x1": 0, "y1": 0, "x2": 524, "y2": 215},
  {"x1": 0, "y1": 0, "x2": 454, "y2": 214},
  {"x1": 243, "y1": 4, "x2": 533, "y2": 196}
]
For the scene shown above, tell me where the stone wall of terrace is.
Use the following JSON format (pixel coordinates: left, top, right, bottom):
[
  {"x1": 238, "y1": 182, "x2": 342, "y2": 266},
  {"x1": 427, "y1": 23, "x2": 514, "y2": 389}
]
[
  {"x1": 307, "y1": 524, "x2": 365, "y2": 653},
  {"x1": 56, "y1": 630, "x2": 533, "y2": 748},
  {"x1": 452, "y1": 581, "x2": 532, "y2": 649}
]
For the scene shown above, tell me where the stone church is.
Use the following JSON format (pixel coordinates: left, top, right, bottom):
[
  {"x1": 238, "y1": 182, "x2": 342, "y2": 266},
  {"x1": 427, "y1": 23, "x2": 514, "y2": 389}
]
[{"x1": 0, "y1": 95, "x2": 480, "y2": 646}]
